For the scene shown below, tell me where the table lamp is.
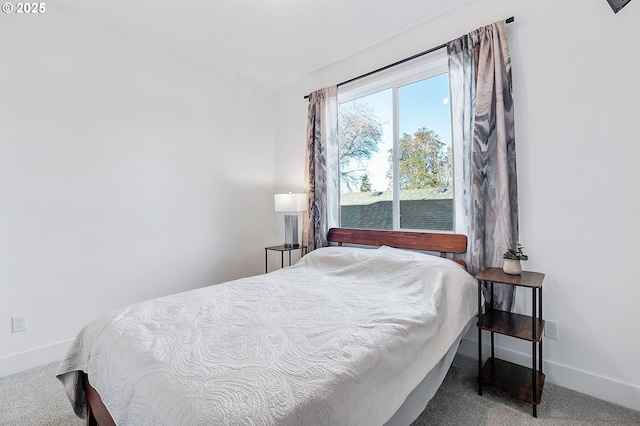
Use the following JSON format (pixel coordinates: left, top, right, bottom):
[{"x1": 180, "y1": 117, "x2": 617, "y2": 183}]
[{"x1": 274, "y1": 192, "x2": 306, "y2": 247}]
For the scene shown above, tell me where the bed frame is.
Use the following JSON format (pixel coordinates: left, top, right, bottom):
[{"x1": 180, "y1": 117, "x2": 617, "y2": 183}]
[
  {"x1": 82, "y1": 227, "x2": 468, "y2": 426},
  {"x1": 327, "y1": 227, "x2": 467, "y2": 269}
]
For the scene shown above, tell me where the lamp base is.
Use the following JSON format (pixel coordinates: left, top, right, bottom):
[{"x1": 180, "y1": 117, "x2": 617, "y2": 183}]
[{"x1": 284, "y1": 214, "x2": 299, "y2": 247}]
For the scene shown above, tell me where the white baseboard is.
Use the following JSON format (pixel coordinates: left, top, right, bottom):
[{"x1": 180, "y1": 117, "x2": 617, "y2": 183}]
[
  {"x1": 457, "y1": 336, "x2": 640, "y2": 412},
  {"x1": 0, "y1": 339, "x2": 74, "y2": 378}
]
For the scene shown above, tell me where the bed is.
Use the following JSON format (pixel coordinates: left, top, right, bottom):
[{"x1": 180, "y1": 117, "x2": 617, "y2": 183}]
[{"x1": 57, "y1": 227, "x2": 478, "y2": 426}]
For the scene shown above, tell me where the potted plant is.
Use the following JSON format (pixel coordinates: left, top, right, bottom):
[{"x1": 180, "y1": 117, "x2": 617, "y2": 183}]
[{"x1": 502, "y1": 244, "x2": 528, "y2": 275}]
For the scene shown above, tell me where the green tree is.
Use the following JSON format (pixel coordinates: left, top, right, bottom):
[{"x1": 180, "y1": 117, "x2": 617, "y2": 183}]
[
  {"x1": 360, "y1": 174, "x2": 372, "y2": 192},
  {"x1": 387, "y1": 127, "x2": 451, "y2": 189},
  {"x1": 339, "y1": 102, "x2": 383, "y2": 192}
]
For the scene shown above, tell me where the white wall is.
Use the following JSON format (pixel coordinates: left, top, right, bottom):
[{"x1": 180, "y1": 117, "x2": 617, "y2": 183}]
[
  {"x1": 0, "y1": 8, "x2": 277, "y2": 375},
  {"x1": 275, "y1": 0, "x2": 640, "y2": 411}
]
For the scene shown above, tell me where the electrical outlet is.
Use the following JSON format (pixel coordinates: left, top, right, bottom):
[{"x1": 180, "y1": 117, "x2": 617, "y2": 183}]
[
  {"x1": 12, "y1": 315, "x2": 27, "y2": 333},
  {"x1": 545, "y1": 320, "x2": 558, "y2": 340}
]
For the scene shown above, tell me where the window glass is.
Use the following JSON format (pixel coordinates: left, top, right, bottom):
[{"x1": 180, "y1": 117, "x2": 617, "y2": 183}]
[
  {"x1": 397, "y1": 73, "x2": 452, "y2": 231},
  {"x1": 339, "y1": 89, "x2": 392, "y2": 230}
]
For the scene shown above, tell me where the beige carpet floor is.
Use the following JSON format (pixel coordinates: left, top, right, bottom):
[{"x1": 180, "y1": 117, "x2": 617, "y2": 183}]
[{"x1": 1, "y1": 354, "x2": 639, "y2": 425}]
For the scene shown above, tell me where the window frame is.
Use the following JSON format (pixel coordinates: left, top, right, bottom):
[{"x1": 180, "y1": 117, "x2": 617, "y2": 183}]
[{"x1": 337, "y1": 50, "x2": 456, "y2": 233}]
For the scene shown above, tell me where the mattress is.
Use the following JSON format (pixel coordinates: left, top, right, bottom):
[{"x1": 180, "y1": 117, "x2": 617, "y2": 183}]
[{"x1": 57, "y1": 245, "x2": 478, "y2": 425}]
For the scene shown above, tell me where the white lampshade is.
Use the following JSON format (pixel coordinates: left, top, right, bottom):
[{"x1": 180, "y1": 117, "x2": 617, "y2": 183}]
[{"x1": 274, "y1": 193, "x2": 307, "y2": 212}]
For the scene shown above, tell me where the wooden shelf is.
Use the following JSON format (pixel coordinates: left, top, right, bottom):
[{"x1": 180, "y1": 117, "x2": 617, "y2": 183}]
[
  {"x1": 478, "y1": 309, "x2": 545, "y2": 342},
  {"x1": 481, "y1": 357, "x2": 545, "y2": 405},
  {"x1": 476, "y1": 267, "x2": 545, "y2": 288}
]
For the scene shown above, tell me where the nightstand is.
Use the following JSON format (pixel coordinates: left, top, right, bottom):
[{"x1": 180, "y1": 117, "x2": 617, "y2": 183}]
[
  {"x1": 265, "y1": 245, "x2": 307, "y2": 273},
  {"x1": 476, "y1": 267, "x2": 546, "y2": 417}
]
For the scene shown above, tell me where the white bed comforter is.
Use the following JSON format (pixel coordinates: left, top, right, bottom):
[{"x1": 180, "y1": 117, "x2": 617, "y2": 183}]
[{"x1": 57, "y1": 246, "x2": 477, "y2": 426}]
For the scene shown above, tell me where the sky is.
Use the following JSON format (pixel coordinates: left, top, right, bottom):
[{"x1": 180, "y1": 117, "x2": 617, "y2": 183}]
[{"x1": 340, "y1": 72, "x2": 452, "y2": 192}]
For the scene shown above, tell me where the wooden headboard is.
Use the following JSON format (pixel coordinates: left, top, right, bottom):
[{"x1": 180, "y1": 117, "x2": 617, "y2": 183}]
[{"x1": 327, "y1": 228, "x2": 468, "y2": 269}]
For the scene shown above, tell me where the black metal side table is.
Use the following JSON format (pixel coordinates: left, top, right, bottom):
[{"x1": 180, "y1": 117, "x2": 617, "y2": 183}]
[
  {"x1": 265, "y1": 245, "x2": 307, "y2": 273},
  {"x1": 476, "y1": 267, "x2": 546, "y2": 417}
]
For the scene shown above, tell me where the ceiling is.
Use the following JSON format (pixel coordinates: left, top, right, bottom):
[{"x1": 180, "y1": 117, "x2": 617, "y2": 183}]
[{"x1": 53, "y1": 0, "x2": 477, "y2": 91}]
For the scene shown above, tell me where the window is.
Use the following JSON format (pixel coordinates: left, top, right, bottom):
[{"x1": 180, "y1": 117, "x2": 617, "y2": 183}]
[{"x1": 338, "y1": 52, "x2": 454, "y2": 232}]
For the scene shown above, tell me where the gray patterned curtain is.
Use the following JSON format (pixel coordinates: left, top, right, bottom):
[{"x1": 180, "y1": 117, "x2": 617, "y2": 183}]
[
  {"x1": 447, "y1": 20, "x2": 519, "y2": 311},
  {"x1": 304, "y1": 86, "x2": 339, "y2": 252}
]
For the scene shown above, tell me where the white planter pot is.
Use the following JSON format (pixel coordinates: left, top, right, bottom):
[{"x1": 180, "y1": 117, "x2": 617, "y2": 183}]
[{"x1": 503, "y1": 259, "x2": 522, "y2": 275}]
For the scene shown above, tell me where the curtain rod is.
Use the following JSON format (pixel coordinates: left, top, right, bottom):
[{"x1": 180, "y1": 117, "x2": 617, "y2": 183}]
[{"x1": 304, "y1": 16, "x2": 514, "y2": 99}]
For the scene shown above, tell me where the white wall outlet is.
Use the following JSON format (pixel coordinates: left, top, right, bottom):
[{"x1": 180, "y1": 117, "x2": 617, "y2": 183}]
[
  {"x1": 12, "y1": 315, "x2": 27, "y2": 333},
  {"x1": 545, "y1": 320, "x2": 559, "y2": 340}
]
